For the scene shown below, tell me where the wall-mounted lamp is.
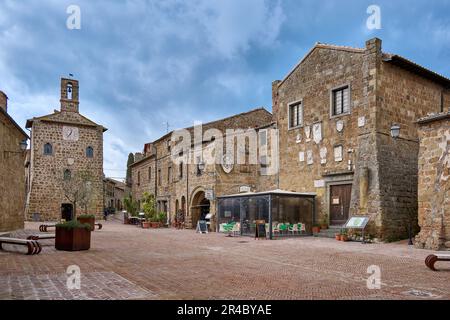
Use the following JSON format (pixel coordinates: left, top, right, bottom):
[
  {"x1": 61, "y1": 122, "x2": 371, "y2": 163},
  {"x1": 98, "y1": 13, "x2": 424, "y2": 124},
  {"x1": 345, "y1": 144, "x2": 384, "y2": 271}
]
[
  {"x1": 4, "y1": 139, "x2": 27, "y2": 156},
  {"x1": 390, "y1": 124, "x2": 401, "y2": 139}
]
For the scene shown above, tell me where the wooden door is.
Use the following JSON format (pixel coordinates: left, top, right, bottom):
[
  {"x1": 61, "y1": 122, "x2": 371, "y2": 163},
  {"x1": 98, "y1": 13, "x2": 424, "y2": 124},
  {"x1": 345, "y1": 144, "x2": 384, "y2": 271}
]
[{"x1": 330, "y1": 184, "x2": 352, "y2": 226}]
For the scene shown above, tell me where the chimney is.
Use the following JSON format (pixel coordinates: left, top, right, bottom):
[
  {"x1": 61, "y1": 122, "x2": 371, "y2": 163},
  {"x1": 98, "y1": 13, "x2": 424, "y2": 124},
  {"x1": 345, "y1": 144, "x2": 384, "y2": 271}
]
[
  {"x1": 271, "y1": 80, "x2": 281, "y2": 120},
  {"x1": 60, "y1": 78, "x2": 79, "y2": 112},
  {"x1": 365, "y1": 37, "x2": 382, "y2": 55},
  {"x1": 0, "y1": 90, "x2": 8, "y2": 113}
]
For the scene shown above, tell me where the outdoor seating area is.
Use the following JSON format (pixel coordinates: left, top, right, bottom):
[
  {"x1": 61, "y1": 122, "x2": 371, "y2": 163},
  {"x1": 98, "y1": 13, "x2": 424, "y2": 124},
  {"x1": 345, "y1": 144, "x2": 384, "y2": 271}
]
[{"x1": 217, "y1": 190, "x2": 316, "y2": 239}]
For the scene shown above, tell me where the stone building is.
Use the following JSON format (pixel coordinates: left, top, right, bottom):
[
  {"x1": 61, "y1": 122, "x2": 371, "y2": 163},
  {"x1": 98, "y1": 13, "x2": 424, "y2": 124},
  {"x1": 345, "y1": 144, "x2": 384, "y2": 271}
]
[
  {"x1": 272, "y1": 38, "x2": 450, "y2": 240},
  {"x1": 25, "y1": 78, "x2": 107, "y2": 221},
  {"x1": 415, "y1": 112, "x2": 450, "y2": 250},
  {"x1": 104, "y1": 178, "x2": 130, "y2": 212},
  {"x1": 0, "y1": 91, "x2": 29, "y2": 232},
  {"x1": 129, "y1": 108, "x2": 275, "y2": 229}
]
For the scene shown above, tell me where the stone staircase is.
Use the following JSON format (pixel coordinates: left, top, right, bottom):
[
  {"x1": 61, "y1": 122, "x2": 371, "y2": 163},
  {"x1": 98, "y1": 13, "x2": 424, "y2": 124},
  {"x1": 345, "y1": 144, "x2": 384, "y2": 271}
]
[{"x1": 314, "y1": 226, "x2": 343, "y2": 239}]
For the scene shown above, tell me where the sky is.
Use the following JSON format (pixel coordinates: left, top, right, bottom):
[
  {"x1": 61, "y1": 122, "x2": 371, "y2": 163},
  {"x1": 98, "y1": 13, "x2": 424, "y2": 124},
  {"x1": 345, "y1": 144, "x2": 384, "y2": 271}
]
[{"x1": 1, "y1": 0, "x2": 449, "y2": 180}]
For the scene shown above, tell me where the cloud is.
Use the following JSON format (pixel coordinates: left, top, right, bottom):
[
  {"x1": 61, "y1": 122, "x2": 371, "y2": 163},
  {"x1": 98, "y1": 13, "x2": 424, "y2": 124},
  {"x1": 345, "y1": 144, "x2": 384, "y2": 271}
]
[{"x1": 0, "y1": 0, "x2": 449, "y2": 179}]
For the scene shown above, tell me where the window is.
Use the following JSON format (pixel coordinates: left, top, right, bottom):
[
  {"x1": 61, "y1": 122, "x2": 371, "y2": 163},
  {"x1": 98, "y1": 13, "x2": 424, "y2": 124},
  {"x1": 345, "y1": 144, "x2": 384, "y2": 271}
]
[
  {"x1": 288, "y1": 101, "x2": 303, "y2": 129},
  {"x1": 158, "y1": 169, "x2": 162, "y2": 186},
  {"x1": 148, "y1": 167, "x2": 152, "y2": 181},
  {"x1": 137, "y1": 171, "x2": 141, "y2": 186},
  {"x1": 168, "y1": 166, "x2": 172, "y2": 183},
  {"x1": 259, "y1": 130, "x2": 267, "y2": 147},
  {"x1": 260, "y1": 155, "x2": 269, "y2": 176},
  {"x1": 86, "y1": 146, "x2": 94, "y2": 158},
  {"x1": 66, "y1": 83, "x2": 73, "y2": 100},
  {"x1": 179, "y1": 162, "x2": 183, "y2": 179},
  {"x1": 332, "y1": 86, "x2": 350, "y2": 116},
  {"x1": 64, "y1": 169, "x2": 71, "y2": 181},
  {"x1": 44, "y1": 143, "x2": 53, "y2": 155}
]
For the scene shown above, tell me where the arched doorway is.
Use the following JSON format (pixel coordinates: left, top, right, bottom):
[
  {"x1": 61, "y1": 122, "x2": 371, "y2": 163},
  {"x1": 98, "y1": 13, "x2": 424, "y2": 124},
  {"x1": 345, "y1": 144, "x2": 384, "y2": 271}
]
[{"x1": 190, "y1": 191, "x2": 210, "y2": 228}]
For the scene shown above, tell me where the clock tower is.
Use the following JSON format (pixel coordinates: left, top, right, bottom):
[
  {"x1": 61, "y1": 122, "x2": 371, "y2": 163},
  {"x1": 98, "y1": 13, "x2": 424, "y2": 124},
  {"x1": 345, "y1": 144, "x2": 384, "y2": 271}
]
[
  {"x1": 25, "y1": 77, "x2": 107, "y2": 221},
  {"x1": 60, "y1": 78, "x2": 79, "y2": 113}
]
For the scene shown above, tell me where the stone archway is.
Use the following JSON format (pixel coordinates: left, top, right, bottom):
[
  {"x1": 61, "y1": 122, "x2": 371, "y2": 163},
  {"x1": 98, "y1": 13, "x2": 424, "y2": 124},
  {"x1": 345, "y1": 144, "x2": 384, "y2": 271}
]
[{"x1": 190, "y1": 190, "x2": 210, "y2": 229}]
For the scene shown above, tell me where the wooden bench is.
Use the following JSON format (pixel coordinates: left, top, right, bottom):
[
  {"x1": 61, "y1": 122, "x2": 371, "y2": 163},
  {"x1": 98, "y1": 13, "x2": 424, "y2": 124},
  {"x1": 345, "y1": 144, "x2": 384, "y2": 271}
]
[
  {"x1": 27, "y1": 234, "x2": 56, "y2": 241},
  {"x1": 425, "y1": 254, "x2": 450, "y2": 271},
  {"x1": 0, "y1": 237, "x2": 41, "y2": 255}
]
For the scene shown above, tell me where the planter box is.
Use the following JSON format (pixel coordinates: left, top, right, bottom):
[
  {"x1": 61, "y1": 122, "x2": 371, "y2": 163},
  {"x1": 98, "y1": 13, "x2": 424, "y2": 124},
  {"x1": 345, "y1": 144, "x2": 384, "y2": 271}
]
[
  {"x1": 150, "y1": 222, "x2": 161, "y2": 228},
  {"x1": 55, "y1": 226, "x2": 91, "y2": 251},
  {"x1": 142, "y1": 221, "x2": 151, "y2": 229},
  {"x1": 77, "y1": 217, "x2": 95, "y2": 231}
]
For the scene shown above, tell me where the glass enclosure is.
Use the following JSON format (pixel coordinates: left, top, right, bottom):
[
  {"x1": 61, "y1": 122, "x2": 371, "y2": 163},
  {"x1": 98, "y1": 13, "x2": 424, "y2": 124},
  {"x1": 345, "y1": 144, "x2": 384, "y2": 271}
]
[{"x1": 217, "y1": 191, "x2": 315, "y2": 239}]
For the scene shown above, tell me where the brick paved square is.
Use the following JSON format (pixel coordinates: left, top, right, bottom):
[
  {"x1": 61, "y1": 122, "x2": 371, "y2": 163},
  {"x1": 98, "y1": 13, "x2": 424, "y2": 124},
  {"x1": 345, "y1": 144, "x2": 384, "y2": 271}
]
[{"x1": 0, "y1": 221, "x2": 449, "y2": 300}]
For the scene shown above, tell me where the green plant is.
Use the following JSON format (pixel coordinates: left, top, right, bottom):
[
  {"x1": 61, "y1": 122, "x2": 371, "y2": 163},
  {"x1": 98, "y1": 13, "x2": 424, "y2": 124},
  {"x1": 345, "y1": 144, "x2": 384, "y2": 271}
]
[
  {"x1": 56, "y1": 220, "x2": 92, "y2": 230},
  {"x1": 78, "y1": 214, "x2": 95, "y2": 219},
  {"x1": 124, "y1": 196, "x2": 138, "y2": 217},
  {"x1": 142, "y1": 192, "x2": 157, "y2": 221},
  {"x1": 157, "y1": 212, "x2": 167, "y2": 223}
]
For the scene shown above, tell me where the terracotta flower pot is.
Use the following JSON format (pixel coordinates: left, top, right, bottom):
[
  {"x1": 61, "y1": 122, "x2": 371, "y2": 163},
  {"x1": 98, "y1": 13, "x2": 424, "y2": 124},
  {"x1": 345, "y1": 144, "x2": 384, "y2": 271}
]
[
  {"x1": 335, "y1": 234, "x2": 341, "y2": 241},
  {"x1": 341, "y1": 235, "x2": 348, "y2": 242},
  {"x1": 77, "y1": 217, "x2": 95, "y2": 231},
  {"x1": 55, "y1": 226, "x2": 91, "y2": 251},
  {"x1": 312, "y1": 226, "x2": 321, "y2": 234},
  {"x1": 321, "y1": 224, "x2": 328, "y2": 230},
  {"x1": 142, "y1": 221, "x2": 151, "y2": 229}
]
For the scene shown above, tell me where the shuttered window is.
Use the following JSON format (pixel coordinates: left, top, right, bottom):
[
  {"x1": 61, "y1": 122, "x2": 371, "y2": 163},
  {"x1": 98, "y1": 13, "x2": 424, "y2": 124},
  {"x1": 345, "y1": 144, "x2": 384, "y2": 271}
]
[
  {"x1": 288, "y1": 102, "x2": 303, "y2": 129},
  {"x1": 332, "y1": 86, "x2": 350, "y2": 116}
]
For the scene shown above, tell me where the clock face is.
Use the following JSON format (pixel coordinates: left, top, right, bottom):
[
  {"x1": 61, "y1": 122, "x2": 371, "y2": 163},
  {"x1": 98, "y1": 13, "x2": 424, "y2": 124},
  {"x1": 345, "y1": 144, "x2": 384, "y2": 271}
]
[
  {"x1": 221, "y1": 154, "x2": 234, "y2": 174},
  {"x1": 63, "y1": 126, "x2": 79, "y2": 141}
]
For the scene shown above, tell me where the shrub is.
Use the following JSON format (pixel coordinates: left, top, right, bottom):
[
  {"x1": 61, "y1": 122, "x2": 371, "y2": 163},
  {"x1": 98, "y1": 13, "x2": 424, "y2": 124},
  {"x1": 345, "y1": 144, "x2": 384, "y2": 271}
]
[
  {"x1": 78, "y1": 214, "x2": 95, "y2": 219},
  {"x1": 56, "y1": 220, "x2": 92, "y2": 230}
]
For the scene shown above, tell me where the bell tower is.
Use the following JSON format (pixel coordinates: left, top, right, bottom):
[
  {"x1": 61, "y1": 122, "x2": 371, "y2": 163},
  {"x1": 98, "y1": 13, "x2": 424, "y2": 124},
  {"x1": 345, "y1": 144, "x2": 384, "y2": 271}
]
[{"x1": 60, "y1": 78, "x2": 79, "y2": 113}]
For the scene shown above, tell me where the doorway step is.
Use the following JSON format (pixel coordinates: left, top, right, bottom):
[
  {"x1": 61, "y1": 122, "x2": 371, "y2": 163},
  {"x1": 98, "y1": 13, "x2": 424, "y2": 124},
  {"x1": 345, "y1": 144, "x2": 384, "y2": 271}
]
[{"x1": 315, "y1": 226, "x2": 343, "y2": 238}]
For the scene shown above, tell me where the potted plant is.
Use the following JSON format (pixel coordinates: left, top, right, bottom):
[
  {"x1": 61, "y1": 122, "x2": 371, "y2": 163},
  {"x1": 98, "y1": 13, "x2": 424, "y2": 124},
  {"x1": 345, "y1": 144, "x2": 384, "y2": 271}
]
[
  {"x1": 340, "y1": 230, "x2": 348, "y2": 242},
  {"x1": 320, "y1": 215, "x2": 329, "y2": 230},
  {"x1": 335, "y1": 232, "x2": 341, "y2": 241},
  {"x1": 55, "y1": 220, "x2": 92, "y2": 251},
  {"x1": 77, "y1": 214, "x2": 95, "y2": 231},
  {"x1": 312, "y1": 224, "x2": 321, "y2": 234},
  {"x1": 142, "y1": 220, "x2": 151, "y2": 229}
]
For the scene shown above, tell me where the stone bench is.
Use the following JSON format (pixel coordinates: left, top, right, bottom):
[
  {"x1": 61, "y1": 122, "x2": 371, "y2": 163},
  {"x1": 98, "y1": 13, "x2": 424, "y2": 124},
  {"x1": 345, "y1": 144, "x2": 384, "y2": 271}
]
[
  {"x1": 425, "y1": 254, "x2": 450, "y2": 271},
  {"x1": 27, "y1": 234, "x2": 56, "y2": 241},
  {"x1": 0, "y1": 237, "x2": 42, "y2": 255},
  {"x1": 39, "y1": 223, "x2": 102, "y2": 232}
]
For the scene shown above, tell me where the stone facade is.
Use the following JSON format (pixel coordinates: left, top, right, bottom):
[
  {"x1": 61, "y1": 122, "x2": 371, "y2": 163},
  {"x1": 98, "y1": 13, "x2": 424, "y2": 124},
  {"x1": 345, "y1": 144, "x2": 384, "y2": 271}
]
[
  {"x1": 104, "y1": 178, "x2": 130, "y2": 212},
  {"x1": 415, "y1": 112, "x2": 450, "y2": 250},
  {"x1": 25, "y1": 78, "x2": 106, "y2": 221},
  {"x1": 0, "y1": 91, "x2": 28, "y2": 232},
  {"x1": 272, "y1": 38, "x2": 450, "y2": 240},
  {"x1": 130, "y1": 108, "x2": 275, "y2": 229}
]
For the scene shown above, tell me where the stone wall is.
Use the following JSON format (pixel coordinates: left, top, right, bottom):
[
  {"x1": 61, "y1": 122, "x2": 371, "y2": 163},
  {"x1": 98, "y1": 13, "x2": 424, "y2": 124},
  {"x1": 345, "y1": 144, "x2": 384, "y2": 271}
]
[
  {"x1": 376, "y1": 53, "x2": 448, "y2": 240},
  {"x1": 130, "y1": 108, "x2": 275, "y2": 229},
  {"x1": 26, "y1": 119, "x2": 104, "y2": 221},
  {"x1": 415, "y1": 114, "x2": 450, "y2": 250},
  {"x1": 273, "y1": 40, "x2": 379, "y2": 228},
  {"x1": 272, "y1": 37, "x2": 449, "y2": 240},
  {"x1": 0, "y1": 109, "x2": 27, "y2": 232}
]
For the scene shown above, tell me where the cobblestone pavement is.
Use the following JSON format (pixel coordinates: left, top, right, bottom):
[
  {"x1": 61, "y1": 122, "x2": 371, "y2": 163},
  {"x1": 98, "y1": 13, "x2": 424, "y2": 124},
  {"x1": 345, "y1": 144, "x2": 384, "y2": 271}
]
[{"x1": 0, "y1": 221, "x2": 449, "y2": 300}]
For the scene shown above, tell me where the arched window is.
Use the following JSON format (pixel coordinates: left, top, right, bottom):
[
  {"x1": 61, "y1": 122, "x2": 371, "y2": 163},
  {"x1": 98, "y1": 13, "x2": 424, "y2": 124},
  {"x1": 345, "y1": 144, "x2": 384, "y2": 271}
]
[
  {"x1": 44, "y1": 143, "x2": 53, "y2": 155},
  {"x1": 66, "y1": 83, "x2": 73, "y2": 100},
  {"x1": 86, "y1": 146, "x2": 94, "y2": 158},
  {"x1": 64, "y1": 169, "x2": 71, "y2": 181}
]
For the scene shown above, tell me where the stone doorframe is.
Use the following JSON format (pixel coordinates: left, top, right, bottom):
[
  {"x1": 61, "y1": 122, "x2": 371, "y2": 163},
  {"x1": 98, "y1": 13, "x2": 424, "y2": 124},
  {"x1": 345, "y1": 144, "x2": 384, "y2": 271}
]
[{"x1": 323, "y1": 173, "x2": 354, "y2": 226}]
